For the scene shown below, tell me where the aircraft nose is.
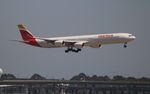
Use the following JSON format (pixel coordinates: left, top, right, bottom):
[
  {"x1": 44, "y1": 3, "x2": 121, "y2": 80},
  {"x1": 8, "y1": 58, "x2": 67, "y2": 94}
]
[{"x1": 130, "y1": 36, "x2": 136, "y2": 40}]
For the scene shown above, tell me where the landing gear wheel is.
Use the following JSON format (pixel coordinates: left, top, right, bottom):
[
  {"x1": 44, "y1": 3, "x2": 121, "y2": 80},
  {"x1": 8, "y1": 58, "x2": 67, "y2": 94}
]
[
  {"x1": 65, "y1": 47, "x2": 72, "y2": 53},
  {"x1": 124, "y1": 45, "x2": 127, "y2": 48},
  {"x1": 77, "y1": 48, "x2": 81, "y2": 52},
  {"x1": 71, "y1": 49, "x2": 77, "y2": 52},
  {"x1": 65, "y1": 50, "x2": 69, "y2": 53},
  {"x1": 65, "y1": 47, "x2": 82, "y2": 53},
  {"x1": 124, "y1": 43, "x2": 127, "y2": 48}
]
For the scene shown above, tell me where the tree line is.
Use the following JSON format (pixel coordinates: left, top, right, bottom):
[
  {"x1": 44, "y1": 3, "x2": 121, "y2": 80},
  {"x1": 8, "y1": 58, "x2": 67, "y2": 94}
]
[
  {"x1": 1, "y1": 73, "x2": 150, "y2": 82},
  {"x1": 70, "y1": 73, "x2": 150, "y2": 82}
]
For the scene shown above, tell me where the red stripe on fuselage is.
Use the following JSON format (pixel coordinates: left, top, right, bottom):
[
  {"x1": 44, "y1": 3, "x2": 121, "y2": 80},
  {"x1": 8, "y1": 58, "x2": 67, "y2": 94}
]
[
  {"x1": 25, "y1": 38, "x2": 41, "y2": 47},
  {"x1": 19, "y1": 30, "x2": 41, "y2": 47}
]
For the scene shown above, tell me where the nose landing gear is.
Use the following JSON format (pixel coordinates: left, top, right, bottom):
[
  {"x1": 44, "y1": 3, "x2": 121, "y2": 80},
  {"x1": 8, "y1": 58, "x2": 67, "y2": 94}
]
[{"x1": 124, "y1": 43, "x2": 127, "y2": 48}]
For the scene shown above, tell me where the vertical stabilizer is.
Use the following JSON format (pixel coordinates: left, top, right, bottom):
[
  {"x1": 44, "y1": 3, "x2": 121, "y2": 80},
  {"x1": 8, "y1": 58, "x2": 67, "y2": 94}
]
[{"x1": 18, "y1": 24, "x2": 35, "y2": 41}]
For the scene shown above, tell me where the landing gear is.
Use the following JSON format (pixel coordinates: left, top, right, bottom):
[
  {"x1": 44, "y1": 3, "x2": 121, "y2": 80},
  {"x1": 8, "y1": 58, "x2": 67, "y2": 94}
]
[
  {"x1": 124, "y1": 42, "x2": 127, "y2": 48},
  {"x1": 65, "y1": 47, "x2": 82, "y2": 53},
  {"x1": 65, "y1": 50, "x2": 69, "y2": 53}
]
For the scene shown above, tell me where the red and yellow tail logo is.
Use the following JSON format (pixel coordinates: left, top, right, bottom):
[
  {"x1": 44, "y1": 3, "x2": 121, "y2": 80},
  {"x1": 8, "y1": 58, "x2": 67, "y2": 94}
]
[
  {"x1": 18, "y1": 24, "x2": 26, "y2": 30},
  {"x1": 18, "y1": 24, "x2": 35, "y2": 41}
]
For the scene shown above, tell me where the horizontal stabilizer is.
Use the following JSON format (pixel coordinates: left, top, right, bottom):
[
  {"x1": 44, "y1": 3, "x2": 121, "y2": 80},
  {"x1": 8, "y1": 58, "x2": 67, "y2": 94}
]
[{"x1": 10, "y1": 40, "x2": 30, "y2": 43}]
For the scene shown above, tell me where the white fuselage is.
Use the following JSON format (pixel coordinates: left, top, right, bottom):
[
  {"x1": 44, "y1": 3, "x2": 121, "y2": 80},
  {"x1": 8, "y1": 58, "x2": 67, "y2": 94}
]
[{"x1": 36, "y1": 33, "x2": 136, "y2": 48}]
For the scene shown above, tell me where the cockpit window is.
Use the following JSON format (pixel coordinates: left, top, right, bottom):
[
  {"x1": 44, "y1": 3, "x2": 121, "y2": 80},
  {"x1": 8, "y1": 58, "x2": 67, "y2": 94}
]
[{"x1": 129, "y1": 35, "x2": 132, "y2": 37}]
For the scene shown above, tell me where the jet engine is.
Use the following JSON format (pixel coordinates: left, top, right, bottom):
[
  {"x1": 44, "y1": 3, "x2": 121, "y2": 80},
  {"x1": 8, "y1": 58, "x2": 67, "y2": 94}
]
[
  {"x1": 55, "y1": 40, "x2": 64, "y2": 46},
  {"x1": 90, "y1": 44, "x2": 101, "y2": 48},
  {"x1": 74, "y1": 42, "x2": 85, "y2": 48}
]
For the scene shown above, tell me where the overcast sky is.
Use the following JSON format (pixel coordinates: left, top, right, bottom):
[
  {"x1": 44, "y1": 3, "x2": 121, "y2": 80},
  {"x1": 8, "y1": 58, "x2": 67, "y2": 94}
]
[{"x1": 0, "y1": 0, "x2": 150, "y2": 79}]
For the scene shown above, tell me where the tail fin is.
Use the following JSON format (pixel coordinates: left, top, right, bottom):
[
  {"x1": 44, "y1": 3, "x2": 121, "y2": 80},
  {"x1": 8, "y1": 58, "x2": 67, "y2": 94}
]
[{"x1": 18, "y1": 24, "x2": 35, "y2": 41}]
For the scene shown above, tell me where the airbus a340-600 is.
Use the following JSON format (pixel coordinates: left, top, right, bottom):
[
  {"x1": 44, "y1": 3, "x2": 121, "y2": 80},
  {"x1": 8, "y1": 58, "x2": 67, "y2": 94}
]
[{"x1": 15, "y1": 24, "x2": 136, "y2": 53}]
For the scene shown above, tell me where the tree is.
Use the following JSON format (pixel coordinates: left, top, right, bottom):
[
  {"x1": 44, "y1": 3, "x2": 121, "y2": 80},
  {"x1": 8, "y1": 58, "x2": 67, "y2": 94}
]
[
  {"x1": 138, "y1": 77, "x2": 150, "y2": 82},
  {"x1": 126, "y1": 77, "x2": 137, "y2": 81},
  {"x1": 70, "y1": 73, "x2": 88, "y2": 80},
  {"x1": 113, "y1": 75, "x2": 126, "y2": 81},
  {"x1": 102, "y1": 75, "x2": 110, "y2": 81},
  {"x1": 91, "y1": 75, "x2": 99, "y2": 81},
  {"x1": 30, "y1": 73, "x2": 46, "y2": 80},
  {"x1": 1, "y1": 73, "x2": 16, "y2": 80}
]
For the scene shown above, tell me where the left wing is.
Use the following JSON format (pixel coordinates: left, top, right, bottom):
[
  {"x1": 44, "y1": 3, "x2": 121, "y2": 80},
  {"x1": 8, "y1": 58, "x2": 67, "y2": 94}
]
[
  {"x1": 63, "y1": 41, "x2": 88, "y2": 48},
  {"x1": 38, "y1": 37, "x2": 88, "y2": 48}
]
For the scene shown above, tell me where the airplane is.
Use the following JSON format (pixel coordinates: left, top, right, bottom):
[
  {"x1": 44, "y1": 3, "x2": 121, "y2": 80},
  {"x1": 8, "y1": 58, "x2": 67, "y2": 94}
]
[{"x1": 15, "y1": 24, "x2": 136, "y2": 53}]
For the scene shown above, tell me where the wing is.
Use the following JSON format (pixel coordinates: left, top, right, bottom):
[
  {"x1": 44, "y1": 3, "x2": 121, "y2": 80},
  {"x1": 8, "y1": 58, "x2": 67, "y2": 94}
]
[
  {"x1": 37, "y1": 37, "x2": 88, "y2": 48},
  {"x1": 63, "y1": 41, "x2": 88, "y2": 48}
]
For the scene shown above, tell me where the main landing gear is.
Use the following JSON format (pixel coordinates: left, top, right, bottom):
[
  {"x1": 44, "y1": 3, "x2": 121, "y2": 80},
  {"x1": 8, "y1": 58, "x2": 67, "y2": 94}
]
[
  {"x1": 124, "y1": 42, "x2": 127, "y2": 48},
  {"x1": 65, "y1": 47, "x2": 82, "y2": 53}
]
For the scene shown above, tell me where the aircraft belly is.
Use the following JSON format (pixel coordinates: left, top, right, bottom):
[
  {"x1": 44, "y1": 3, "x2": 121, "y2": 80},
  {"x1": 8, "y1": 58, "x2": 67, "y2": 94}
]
[{"x1": 98, "y1": 38, "x2": 131, "y2": 44}]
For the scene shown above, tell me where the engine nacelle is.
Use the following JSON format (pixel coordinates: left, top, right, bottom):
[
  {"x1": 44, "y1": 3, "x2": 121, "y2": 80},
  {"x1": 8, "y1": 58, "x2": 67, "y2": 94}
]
[
  {"x1": 74, "y1": 42, "x2": 84, "y2": 48},
  {"x1": 90, "y1": 44, "x2": 101, "y2": 48},
  {"x1": 54, "y1": 40, "x2": 64, "y2": 46}
]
